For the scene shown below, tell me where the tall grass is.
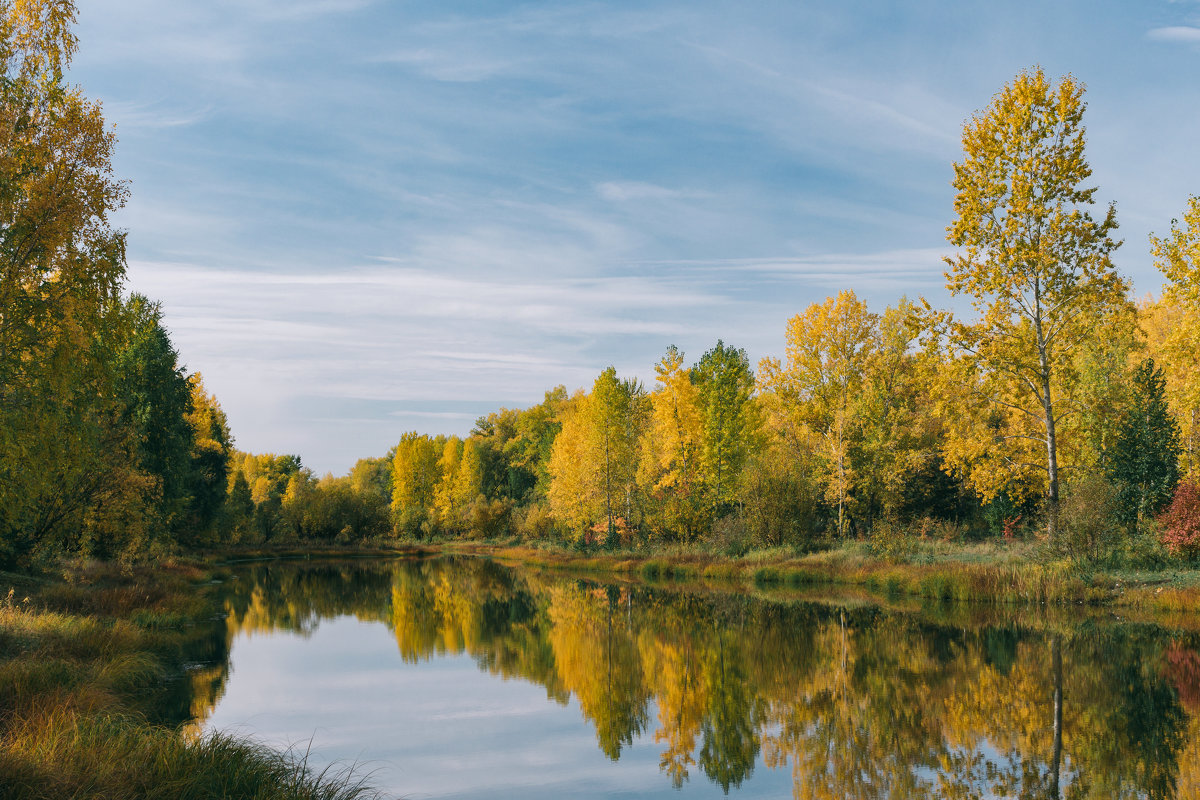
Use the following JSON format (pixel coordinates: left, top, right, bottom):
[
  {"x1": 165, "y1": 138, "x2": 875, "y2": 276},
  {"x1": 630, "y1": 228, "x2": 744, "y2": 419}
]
[
  {"x1": 2, "y1": 708, "x2": 378, "y2": 800},
  {"x1": 451, "y1": 538, "x2": 1187, "y2": 608}
]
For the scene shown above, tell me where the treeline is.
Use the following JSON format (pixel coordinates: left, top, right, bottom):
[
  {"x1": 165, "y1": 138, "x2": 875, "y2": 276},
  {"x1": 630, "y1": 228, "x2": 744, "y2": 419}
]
[
  {"x1": 282, "y1": 70, "x2": 1200, "y2": 563},
  {"x1": 6, "y1": 3, "x2": 1200, "y2": 569}
]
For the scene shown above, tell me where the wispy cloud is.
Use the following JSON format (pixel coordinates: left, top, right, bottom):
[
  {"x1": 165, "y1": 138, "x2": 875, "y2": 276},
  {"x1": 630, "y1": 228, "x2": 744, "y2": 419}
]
[
  {"x1": 1147, "y1": 26, "x2": 1200, "y2": 42},
  {"x1": 596, "y1": 181, "x2": 711, "y2": 202},
  {"x1": 70, "y1": 0, "x2": 1200, "y2": 472}
]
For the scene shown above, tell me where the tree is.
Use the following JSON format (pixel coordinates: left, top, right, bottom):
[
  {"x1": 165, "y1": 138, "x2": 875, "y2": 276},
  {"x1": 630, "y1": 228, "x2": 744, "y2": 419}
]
[
  {"x1": 593, "y1": 368, "x2": 643, "y2": 541},
  {"x1": 759, "y1": 290, "x2": 876, "y2": 538},
  {"x1": 547, "y1": 369, "x2": 644, "y2": 543},
  {"x1": 692, "y1": 341, "x2": 756, "y2": 520},
  {"x1": 1152, "y1": 195, "x2": 1200, "y2": 306},
  {"x1": 110, "y1": 295, "x2": 195, "y2": 533},
  {"x1": 184, "y1": 373, "x2": 233, "y2": 542},
  {"x1": 348, "y1": 455, "x2": 393, "y2": 503},
  {"x1": 0, "y1": 0, "x2": 132, "y2": 562},
  {"x1": 1148, "y1": 197, "x2": 1200, "y2": 479},
  {"x1": 547, "y1": 390, "x2": 594, "y2": 536},
  {"x1": 638, "y1": 345, "x2": 705, "y2": 541},
  {"x1": 1106, "y1": 359, "x2": 1181, "y2": 532},
  {"x1": 939, "y1": 67, "x2": 1128, "y2": 538},
  {"x1": 391, "y1": 432, "x2": 443, "y2": 537}
]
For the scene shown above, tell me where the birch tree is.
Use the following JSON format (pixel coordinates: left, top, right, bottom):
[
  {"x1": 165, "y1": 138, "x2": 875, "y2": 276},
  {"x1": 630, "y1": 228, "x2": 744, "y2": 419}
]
[{"x1": 939, "y1": 68, "x2": 1128, "y2": 538}]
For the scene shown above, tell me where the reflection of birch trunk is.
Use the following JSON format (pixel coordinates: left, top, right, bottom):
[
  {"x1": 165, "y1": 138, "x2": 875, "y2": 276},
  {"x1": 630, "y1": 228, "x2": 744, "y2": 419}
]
[
  {"x1": 607, "y1": 593, "x2": 613, "y2": 698},
  {"x1": 1051, "y1": 635, "x2": 1063, "y2": 798}
]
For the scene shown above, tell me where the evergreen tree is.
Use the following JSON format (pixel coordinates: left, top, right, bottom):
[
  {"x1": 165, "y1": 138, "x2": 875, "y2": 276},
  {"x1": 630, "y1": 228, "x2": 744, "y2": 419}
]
[{"x1": 1106, "y1": 358, "x2": 1181, "y2": 531}]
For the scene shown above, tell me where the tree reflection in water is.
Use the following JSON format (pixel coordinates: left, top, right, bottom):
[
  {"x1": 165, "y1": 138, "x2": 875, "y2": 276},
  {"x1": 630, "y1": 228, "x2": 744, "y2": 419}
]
[{"x1": 194, "y1": 557, "x2": 1200, "y2": 798}]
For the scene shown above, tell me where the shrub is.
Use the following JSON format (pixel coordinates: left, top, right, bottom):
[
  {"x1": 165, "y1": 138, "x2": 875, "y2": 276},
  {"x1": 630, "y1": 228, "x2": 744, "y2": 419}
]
[
  {"x1": 1058, "y1": 473, "x2": 1122, "y2": 562},
  {"x1": 466, "y1": 498, "x2": 513, "y2": 540},
  {"x1": 711, "y1": 514, "x2": 753, "y2": 558},
  {"x1": 868, "y1": 519, "x2": 916, "y2": 562},
  {"x1": 1159, "y1": 482, "x2": 1200, "y2": 559},
  {"x1": 514, "y1": 504, "x2": 557, "y2": 540}
]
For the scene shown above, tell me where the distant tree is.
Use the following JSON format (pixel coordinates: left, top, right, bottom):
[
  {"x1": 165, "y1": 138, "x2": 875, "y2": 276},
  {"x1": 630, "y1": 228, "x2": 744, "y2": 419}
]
[
  {"x1": 1107, "y1": 359, "x2": 1181, "y2": 531},
  {"x1": 110, "y1": 295, "x2": 195, "y2": 533},
  {"x1": 348, "y1": 455, "x2": 393, "y2": 502},
  {"x1": 391, "y1": 432, "x2": 443, "y2": 537},
  {"x1": 692, "y1": 341, "x2": 756, "y2": 520},
  {"x1": 638, "y1": 345, "x2": 705, "y2": 541},
  {"x1": 548, "y1": 369, "x2": 644, "y2": 543},
  {"x1": 759, "y1": 290, "x2": 875, "y2": 538},
  {"x1": 1148, "y1": 196, "x2": 1200, "y2": 479},
  {"x1": 184, "y1": 373, "x2": 234, "y2": 542}
]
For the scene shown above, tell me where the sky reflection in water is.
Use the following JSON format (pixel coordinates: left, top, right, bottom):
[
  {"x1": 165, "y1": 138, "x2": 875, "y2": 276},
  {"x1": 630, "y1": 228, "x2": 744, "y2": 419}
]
[{"x1": 198, "y1": 558, "x2": 1200, "y2": 798}]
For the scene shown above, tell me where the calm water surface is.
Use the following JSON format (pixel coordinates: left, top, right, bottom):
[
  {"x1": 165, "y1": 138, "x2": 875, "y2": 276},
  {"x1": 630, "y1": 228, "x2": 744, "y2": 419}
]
[{"x1": 191, "y1": 557, "x2": 1200, "y2": 798}]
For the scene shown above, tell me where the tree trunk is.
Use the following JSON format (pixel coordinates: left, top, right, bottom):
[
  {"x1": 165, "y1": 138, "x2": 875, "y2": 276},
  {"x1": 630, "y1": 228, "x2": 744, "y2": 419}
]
[
  {"x1": 1042, "y1": 371, "x2": 1060, "y2": 540},
  {"x1": 1035, "y1": 291, "x2": 1059, "y2": 540},
  {"x1": 1050, "y1": 635, "x2": 1063, "y2": 798}
]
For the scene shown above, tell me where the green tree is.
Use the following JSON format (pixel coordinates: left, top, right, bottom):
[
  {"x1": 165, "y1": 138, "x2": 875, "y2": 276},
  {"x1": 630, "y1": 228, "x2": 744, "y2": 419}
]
[
  {"x1": 348, "y1": 455, "x2": 393, "y2": 503},
  {"x1": 939, "y1": 67, "x2": 1128, "y2": 538},
  {"x1": 109, "y1": 295, "x2": 195, "y2": 534},
  {"x1": 1106, "y1": 358, "x2": 1181, "y2": 532},
  {"x1": 692, "y1": 341, "x2": 756, "y2": 521}
]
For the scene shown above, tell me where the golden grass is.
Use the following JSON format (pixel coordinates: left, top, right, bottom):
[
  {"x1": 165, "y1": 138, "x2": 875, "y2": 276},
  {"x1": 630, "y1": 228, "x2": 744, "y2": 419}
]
[{"x1": 430, "y1": 539, "x2": 1200, "y2": 611}]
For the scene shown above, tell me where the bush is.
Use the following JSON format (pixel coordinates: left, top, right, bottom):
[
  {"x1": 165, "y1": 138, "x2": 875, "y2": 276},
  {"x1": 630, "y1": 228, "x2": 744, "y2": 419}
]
[
  {"x1": 466, "y1": 498, "x2": 513, "y2": 540},
  {"x1": 1058, "y1": 474, "x2": 1122, "y2": 562},
  {"x1": 711, "y1": 514, "x2": 753, "y2": 557},
  {"x1": 514, "y1": 504, "x2": 557, "y2": 540},
  {"x1": 868, "y1": 519, "x2": 916, "y2": 562},
  {"x1": 1119, "y1": 524, "x2": 1172, "y2": 570},
  {"x1": 1159, "y1": 482, "x2": 1200, "y2": 559}
]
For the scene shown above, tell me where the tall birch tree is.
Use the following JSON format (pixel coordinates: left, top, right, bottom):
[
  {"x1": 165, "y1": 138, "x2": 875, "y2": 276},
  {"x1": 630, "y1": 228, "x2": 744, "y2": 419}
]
[{"x1": 940, "y1": 68, "x2": 1128, "y2": 538}]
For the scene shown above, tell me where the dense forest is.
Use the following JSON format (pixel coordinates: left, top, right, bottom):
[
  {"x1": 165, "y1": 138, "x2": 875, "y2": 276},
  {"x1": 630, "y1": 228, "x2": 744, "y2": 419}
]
[{"x1": 3, "y1": 0, "x2": 1200, "y2": 570}]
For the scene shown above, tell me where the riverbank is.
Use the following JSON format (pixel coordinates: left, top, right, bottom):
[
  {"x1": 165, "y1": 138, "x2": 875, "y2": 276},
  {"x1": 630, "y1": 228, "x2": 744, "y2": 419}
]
[
  {"x1": 0, "y1": 558, "x2": 379, "y2": 800},
  {"x1": 5, "y1": 542, "x2": 1200, "y2": 798},
  {"x1": 424, "y1": 538, "x2": 1200, "y2": 612}
]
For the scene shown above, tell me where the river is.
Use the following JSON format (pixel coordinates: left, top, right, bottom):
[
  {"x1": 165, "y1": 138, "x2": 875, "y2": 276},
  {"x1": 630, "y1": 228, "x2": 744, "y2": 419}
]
[{"x1": 190, "y1": 556, "x2": 1200, "y2": 798}]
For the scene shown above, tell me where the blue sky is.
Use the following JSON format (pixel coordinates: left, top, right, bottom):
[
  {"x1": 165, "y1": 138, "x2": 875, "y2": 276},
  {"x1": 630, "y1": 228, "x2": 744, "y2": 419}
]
[{"x1": 71, "y1": 0, "x2": 1200, "y2": 476}]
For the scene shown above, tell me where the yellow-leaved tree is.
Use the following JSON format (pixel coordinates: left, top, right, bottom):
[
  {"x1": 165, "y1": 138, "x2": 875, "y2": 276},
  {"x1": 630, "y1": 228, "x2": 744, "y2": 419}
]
[
  {"x1": 1148, "y1": 196, "x2": 1200, "y2": 478},
  {"x1": 936, "y1": 68, "x2": 1130, "y2": 538},
  {"x1": 548, "y1": 368, "x2": 645, "y2": 543},
  {"x1": 759, "y1": 290, "x2": 874, "y2": 537},
  {"x1": 0, "y1": 0, "x2": 133, "y2": 561},
  {"x1": 637, "y1": 345, "x2": 705, "y2": 541}
]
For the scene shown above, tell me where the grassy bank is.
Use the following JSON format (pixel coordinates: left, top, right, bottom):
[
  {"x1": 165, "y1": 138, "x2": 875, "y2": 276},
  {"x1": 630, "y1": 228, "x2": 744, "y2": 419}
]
[
  {"x1": 431, "y1": 538, "x2": 1200, "y2": 612},
  {"x1": 0, "y1": 560, "x2": 379, "y2": 800}
]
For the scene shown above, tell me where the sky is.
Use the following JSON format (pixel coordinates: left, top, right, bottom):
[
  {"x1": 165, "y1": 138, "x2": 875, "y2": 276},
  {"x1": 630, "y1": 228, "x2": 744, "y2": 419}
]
[{"x1": 69, "y1": 0, "x2": 1200, "y2": 476}]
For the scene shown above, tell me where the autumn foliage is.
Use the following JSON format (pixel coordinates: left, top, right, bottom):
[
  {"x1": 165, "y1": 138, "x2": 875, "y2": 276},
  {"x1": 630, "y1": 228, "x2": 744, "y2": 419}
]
[{"x1": 1159, "y1": 483, "x2": 1200, "y2": 559}]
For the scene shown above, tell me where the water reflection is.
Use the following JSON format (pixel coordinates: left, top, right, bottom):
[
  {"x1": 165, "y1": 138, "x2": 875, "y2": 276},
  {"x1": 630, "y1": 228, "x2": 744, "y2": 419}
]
[{"x1": 194, "y1": 557, "x2": 1200, "y2": 797}]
